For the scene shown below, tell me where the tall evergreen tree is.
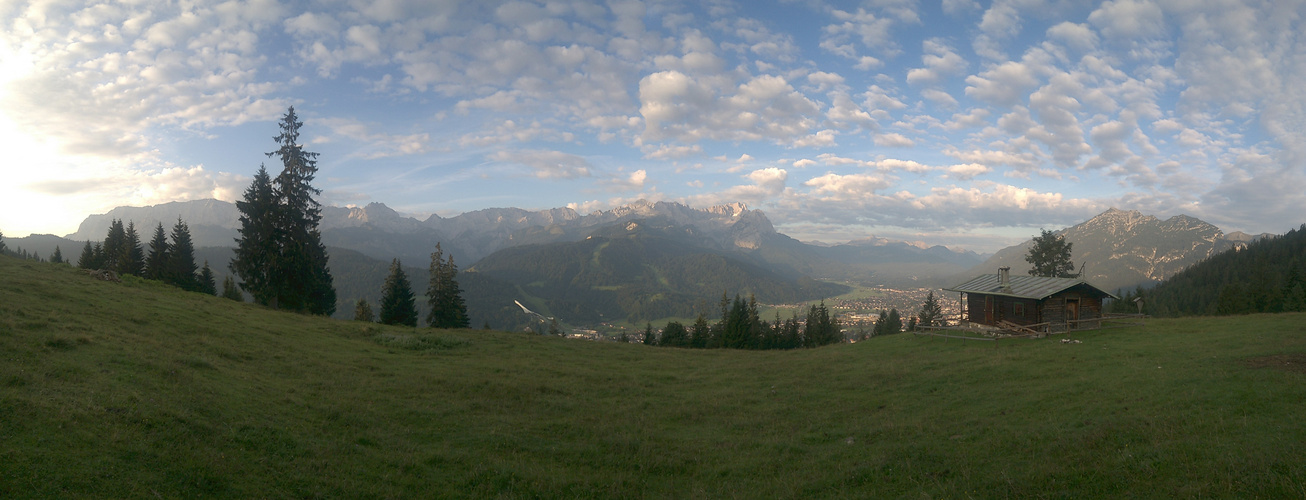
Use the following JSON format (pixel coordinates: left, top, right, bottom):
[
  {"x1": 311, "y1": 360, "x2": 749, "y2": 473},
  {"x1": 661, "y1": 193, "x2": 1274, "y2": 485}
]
[
  {"x1": 642, "y1": 322, "x2": 656, "y2": 345},
  {"x1": 231, "y1": 165, "x2": 279, "y2": 306},
  {"x1": 0, "y1": 230, "x2": 6, "y2": 254},
  {"x1": 145, "y1": 222, "x2": 170, "y2": 281},
  {"x1": 221, "y1": 275, "x2": 244, "y2": 302},
  {"x1": 121, "y1": 222, "x2": 145, "y2": 276},
  {"x1": 1026, "y1": 229, "x2": 1079, "y2": 278},
  {"x1": 167, "y1": 217, "x2": 199, "y2": 291},
  {"x1": 689, "y1": 313, "x2": 710, "y2": 349},
  {"x1": 659, "y1": 321, "x2": 689, "y2": 347},
  {"x1": 78, "y1": 241, "x2": 95, "y2": 269},
  {"x1": 379, "y1": 259, "x2": 418, "y2": 327},
  {"x1": 873, "y1": 310, "x2": 890, "y2": 337},
  {"x1": 50, "y1": 246, "x2": 63, "y2": 264},
  {"x1": 198, "y1": 260, "x2": 217, "y2": 295},
  {"x1": 917, "y1": 291, "x2": 944, "y2": 328},
  {"x1": 267, "y1": 106, "x2": 336, "y2": 315},
  {"x1": 354, "y1": 299, "x2": 375, "y2": 322},
  {"x1": 91, "y1": 243, "x2": 106, "y2": 270},
  {"x1": 426, "y1": 243, "x2": 469, "y2": 328},
  {"x1": 102, "y1": 219, "x2": 127, "y2": 271},
  {"x1": 886, "y1": 309, "x2": 903, "y2": 335}
]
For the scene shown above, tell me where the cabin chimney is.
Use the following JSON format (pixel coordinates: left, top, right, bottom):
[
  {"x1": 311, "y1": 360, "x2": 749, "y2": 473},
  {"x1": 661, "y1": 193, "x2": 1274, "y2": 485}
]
[{"x1": 998, "y1": 266, "x2": 1011, "y2": 290}]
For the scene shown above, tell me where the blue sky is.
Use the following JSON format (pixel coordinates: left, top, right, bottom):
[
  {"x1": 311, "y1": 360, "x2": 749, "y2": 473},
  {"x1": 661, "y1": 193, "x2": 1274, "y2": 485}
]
[{"x1": 2, "y1": 0, "x2": 1304, "y2": 252}]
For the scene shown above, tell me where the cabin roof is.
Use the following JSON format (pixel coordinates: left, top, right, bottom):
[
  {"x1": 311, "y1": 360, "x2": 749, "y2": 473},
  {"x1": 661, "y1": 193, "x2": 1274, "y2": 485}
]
[{"x1": 944, "y1": 274, "x2": 1118, "y2": 301}]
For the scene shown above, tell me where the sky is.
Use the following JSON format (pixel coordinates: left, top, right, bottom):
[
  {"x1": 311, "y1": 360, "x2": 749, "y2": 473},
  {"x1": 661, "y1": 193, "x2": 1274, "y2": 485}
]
[{"x1": 1, "y1": 0, "x2": 1303, "y2": 253}]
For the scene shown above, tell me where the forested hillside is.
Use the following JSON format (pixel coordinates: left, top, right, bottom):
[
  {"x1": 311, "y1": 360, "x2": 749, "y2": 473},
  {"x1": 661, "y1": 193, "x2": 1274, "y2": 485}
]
[
  {"x1": 1130, "y1": 224, "x2": 1306, "y2": 316},
  {"x1": 469, "y1": 219, "x2": 846, "y2": 324}
]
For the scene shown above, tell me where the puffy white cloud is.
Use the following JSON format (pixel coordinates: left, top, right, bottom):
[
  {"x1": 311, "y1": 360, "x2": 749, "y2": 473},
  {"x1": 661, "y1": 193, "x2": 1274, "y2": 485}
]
[
  {"x1": 921, "y1": 89, "x2": 959, "y2": 108},
  {"x1": 874, "y1": 133, "x2": 916, "y2": 147},
  {"x1": 488, "y1": 149, "x2": 594, "y2": 179},
  {"x1": 965, "y1": 61, "x2": 1041, "y2": 107},
  {"x1": 319, "y1": 117, "x2": 432, "y2": 159},
  {"x1": 1088, "y1": 0, "x2": 1165, "y2": 40},
  {"x1": 820, "y1": 8, "x2": 897, "y2": 60},
  {"x1": 804, "y1": 172, "x2": 892, "y2": 198},
  {"x1": 1046, "y1": 22, "x2": 1099, "y2": 54},
  {"x1": 945, "y1": 163, "x2": 992, "y2": 180},
  {"x1": 603, "y1": 169, "x2": 647, "y2": 191},
  {"x1": 638, "y1": 71, "x2": 824, "y2": 147},
  {"x1": 907, "y1": 39, "x2": 967, "y2": 85}
]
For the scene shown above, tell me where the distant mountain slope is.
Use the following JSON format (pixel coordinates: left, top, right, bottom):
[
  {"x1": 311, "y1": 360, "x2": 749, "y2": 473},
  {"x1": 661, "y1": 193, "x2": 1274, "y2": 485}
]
[
  {"x1": 468, "y1": 219, "x2": 847, "y2": 324},
  {"x1": 63, "y1": 198, "x2": 980, "y2": 288},
  {"x1": 960, "y1": 208, "x2": 1263, "y2": 292},
  {"x1": 68, "y1": 199, "x2": 240, "y2": 248},
  {"x1": 1141, "y1": 223, "x2": 1306, "y2": 316}
]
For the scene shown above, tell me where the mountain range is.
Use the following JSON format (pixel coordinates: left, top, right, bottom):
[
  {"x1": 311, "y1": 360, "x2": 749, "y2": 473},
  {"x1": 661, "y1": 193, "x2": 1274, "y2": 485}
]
[
  {"x1": 8, "y1": 200, "x2": 1278, "y2": 327},
  {"x1": 962, "y1": 208, "x2": 1273, "y2": 293},
  {"x1": 64, "y1": 198, "x2": 984, "y2": 286}
]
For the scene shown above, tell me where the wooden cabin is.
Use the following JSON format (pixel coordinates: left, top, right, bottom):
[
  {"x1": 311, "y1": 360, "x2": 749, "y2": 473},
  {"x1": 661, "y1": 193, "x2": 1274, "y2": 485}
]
[{"x1": 945, "y1": 267, "x2": 1118, "y2": 333}]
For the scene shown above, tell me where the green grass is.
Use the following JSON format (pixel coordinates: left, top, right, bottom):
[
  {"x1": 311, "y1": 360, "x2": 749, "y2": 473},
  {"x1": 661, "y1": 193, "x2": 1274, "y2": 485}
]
[{"x1": 3, "y1": 256, "x2": 1306, "y2": 497}]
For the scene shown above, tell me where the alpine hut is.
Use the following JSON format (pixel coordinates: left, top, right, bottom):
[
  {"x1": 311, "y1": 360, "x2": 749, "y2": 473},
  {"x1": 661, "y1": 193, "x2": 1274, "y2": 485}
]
[{"x1": 945, "y1": 266, "x2": 1118, "y2": 333}]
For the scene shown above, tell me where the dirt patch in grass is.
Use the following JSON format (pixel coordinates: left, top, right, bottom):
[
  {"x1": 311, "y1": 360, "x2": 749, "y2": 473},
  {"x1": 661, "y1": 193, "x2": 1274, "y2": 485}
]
[{"x1": 1243, "y1": 353, "x2": 1306, "y2": 373}]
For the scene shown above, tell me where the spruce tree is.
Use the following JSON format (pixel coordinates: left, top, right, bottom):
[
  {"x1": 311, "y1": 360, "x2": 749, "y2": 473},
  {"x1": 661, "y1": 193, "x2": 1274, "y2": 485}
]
[
  {"x1": 0, "y1": 230, "x2": 5, "y2": 255},
  {"x1": 426, "y1": 243, "x2": 469, "y2": 328},
  {"x1": 198, "y1": 261, "x2": 217, "y2": 295},
  {"x1": 642, "y1": 322, "x2": 655, "y2": 345},
  {"x1": 167, "y1": 217, "x2": 198, "y2": 291},
  {"x1": 886, "y1": 309, "x2": 903, "y2": 335},
  {"x1": 917, "y1": 291, "x2": 943, "y2": 328},
  {"x1": 221, "y1": 275, "x2": 244, "y2": 302},
  {"x1": 354, "y1": 299, "x2": 375, "y2": 322},
  {"x1": 660, "y1": 321, "x2": 689, "y2": 347},
  {"x1": 145, "y1": 222, "x2": 170, "y2": 281},
  {"x1": 78, "y1": 241, "x2": 95, "y2": 268},
  {"x1": 90, "y1": 243, "x2": 106, "y2": 270},
  {"x1": 231, "y1": 165, "x2": 279, "y2": 306},
  {"x1": 50, "y1": 246, "x2": 63, "y2": 264},
  {"x1": 121, "y1": 222, "x2": 145, "y2": 277},
  {"x1": 102, "y1": 219, "x2": 127, "y2": 271},
  {"x1": 266, "y1": 107, "x2": 335, "y2": 315},
  {"x1": 379, "y1": 259, "x2": 418, "y2": 327},
  {"x1": 689, "y1": 313, "x2": 709, "y2": 348}
]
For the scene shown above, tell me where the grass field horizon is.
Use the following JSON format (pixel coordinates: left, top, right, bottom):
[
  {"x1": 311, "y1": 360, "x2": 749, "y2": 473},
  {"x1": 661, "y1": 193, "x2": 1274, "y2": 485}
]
[{"x1": 3, "y1": 256, "x2": 1305, "y2": 497}]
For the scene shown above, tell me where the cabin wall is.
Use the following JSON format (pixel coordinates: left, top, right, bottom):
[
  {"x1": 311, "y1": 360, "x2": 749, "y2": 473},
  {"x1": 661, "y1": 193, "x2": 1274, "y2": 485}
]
[{"x1": 965, "y1": 294, "x2": 1039, "y2": 327}]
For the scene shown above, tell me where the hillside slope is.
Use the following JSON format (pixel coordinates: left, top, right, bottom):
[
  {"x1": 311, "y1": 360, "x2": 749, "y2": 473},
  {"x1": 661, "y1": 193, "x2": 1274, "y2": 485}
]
[
  {"x1": 2, "y1": 256, "x2": 1305, "y2": 497},
  {"x1": 962, "y1": 208, "x2": 1251, "y2": 292}
]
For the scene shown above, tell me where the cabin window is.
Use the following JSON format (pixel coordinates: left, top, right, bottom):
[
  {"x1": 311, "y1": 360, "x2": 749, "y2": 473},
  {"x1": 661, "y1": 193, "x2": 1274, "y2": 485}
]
[{"x1": 1013, "y1": 302, "x2": 1025, "y2": 318}]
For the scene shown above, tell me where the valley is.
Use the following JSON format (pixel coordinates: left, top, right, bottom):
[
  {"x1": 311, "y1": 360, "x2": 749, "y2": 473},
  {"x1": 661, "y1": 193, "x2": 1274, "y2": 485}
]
[
  {"x1": 3, "y1": 256, "x2": 1304, "y2": 497},
  {"x1": 6, "y1": 200, "x2": 1281, "y2": 337}
]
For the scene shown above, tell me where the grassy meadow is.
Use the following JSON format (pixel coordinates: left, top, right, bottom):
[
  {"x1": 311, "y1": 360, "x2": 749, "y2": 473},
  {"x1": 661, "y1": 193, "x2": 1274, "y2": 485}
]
[{"x1": 2, "y1": 255, "x2": 1305, "y2": 498}]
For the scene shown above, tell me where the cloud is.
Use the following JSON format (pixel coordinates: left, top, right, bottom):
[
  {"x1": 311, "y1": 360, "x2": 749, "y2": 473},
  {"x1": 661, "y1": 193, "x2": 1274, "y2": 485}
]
[
  {"x1": 906, "y1": 39, "x2": 967, "y2": 85},
  {"x1": 1088, "y1": 0, "x2": 1165, "y2": 40},
  {"x1": 965, "y1": 61, "x2": 1041, "y2": 107},
  {"x1": 820, "y1": 8, "x2": 897, "y2": 60},
  {"x1": 489, "y1": 149, "x2": 594, "y2": 179},
  {"x1": 803, "y1": 172, "x2": 892, "y2": 198},
  {"x1": 319, "y1": 117, "x2": 432, "y2": 159},
  {"x1": 874, "y1": 133, "x2": 916, "y2": 148},
  {"x1": 1046, "y1": 22, "x2": 1099, "y2": 54},
  {"x1": 0, "y1": 1, "x2": 289, "y2": 157},
  {"x1": 638, "y1": 71, "x2": 823, "y2": 147},
  {"x1": 603, "y1": 169, "x2": 647, "y2": 191},
  {"x1": 921, "y1": 89, "x2": 960, "y2": 108}
]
